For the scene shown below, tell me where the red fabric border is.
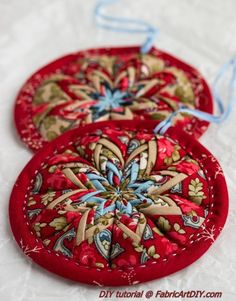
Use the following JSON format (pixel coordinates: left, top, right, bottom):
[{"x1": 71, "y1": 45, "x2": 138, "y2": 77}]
[{"x1": 9, "y1": 120, "x2": 228, "y2": 286}]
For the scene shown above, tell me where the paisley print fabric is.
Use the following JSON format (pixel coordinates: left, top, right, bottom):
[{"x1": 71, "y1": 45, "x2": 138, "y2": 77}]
[
  {"x1": 27, "y1": 130, "x2": 207, "y2": 268},
  {"x1": 14, "y1": 47, "x2": 213, "y2": 151},
  {"x1": 9, "y1": 121, "x2": 228, "y2": 285}
]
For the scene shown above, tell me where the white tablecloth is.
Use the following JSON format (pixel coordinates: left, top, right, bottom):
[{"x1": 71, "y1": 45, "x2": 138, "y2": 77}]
[{"x1": 0, "y1": 0, "x2": 236, "y2": 300}]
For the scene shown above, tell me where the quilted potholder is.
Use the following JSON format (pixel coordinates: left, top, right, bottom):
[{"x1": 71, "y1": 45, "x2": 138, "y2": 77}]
[
  {"x1": 14, "y1": 46, "x2": 213, "y2": 151},
  {"x1": 9, "y1": 120, "x2": 227, "y2": 286}
]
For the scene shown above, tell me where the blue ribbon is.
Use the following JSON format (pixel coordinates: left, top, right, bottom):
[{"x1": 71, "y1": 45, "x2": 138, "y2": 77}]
[
  {"x1": 94, "y1": 0, "x2": 158, "y2": 53},
  {"x1": 93, "y1": 1, "x2": 236, "y2": 133},
  {"x1": 154, "y1": 55, "x2": 236, "y2": 135}
]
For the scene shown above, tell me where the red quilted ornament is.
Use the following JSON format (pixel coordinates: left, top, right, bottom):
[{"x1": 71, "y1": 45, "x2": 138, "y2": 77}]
[
  {"x1": 14, "y1": 47, "x2": 213, "y2": 151},
  {"x1": 9, "y1": 120, "x2": 228, "y2": 286}
]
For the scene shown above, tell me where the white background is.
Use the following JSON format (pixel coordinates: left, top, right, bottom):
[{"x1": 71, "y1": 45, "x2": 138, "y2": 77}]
[{"x1": 0, "y1": 0, "x2": 236, "y2": 300}]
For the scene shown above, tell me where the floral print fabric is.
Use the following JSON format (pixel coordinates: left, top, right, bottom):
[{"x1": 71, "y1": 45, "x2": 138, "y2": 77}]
[
  {"x1": 26, "y1": 126, "x2": 209, "y2": 269},
  {"x1": 15, "y1": 47, "x2": 213, "y2": 151}
]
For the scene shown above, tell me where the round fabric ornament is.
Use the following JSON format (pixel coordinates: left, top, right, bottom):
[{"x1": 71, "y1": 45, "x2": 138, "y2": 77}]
[
  {"x1": 14, "y1": 46, "x2": 213, "y2": 151},
  {"x1": 9, "y1": 120, "x2": 228, "y2": 286}
]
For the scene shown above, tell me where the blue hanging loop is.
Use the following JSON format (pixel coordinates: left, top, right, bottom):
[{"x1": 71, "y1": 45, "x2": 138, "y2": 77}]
[
  {"x1": 154, "y1": 55, "x2": 236, "y2": 135},
  {"x1": 94, "y1": 0, "x2": 158, "y2": 53}
]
